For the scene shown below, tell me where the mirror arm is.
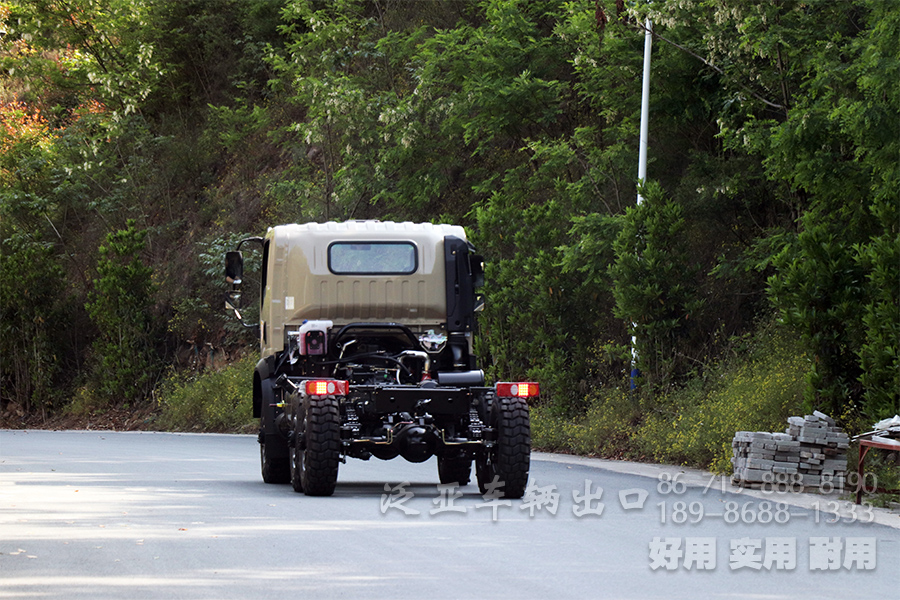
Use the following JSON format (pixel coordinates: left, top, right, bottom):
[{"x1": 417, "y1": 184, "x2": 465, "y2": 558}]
[{"x1": 237, "y1": 236, "x2": 264, "y2": 251}]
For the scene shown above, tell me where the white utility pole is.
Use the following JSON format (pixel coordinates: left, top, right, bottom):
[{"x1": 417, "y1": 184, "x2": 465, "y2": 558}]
[
  {"x1": 637, "y1": 18, "x2": 652, "y2": 205},
  {"x1": 632, "y1": 18, "x2": 652, "y2": 389}
]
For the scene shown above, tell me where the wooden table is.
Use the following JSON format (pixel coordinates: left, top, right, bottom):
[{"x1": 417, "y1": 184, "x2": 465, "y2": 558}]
[{"x1": 856, "y1": 435, "x2": 900, "y2": 504}]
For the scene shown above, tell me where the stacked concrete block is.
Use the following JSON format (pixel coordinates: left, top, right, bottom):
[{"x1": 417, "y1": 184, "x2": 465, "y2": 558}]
[
  {"x1": 730, "y1": 431, "x2": 799, "y2": 483},
  {"x1": 731, "y1": 411, "x2": 849, "y2": 491}
]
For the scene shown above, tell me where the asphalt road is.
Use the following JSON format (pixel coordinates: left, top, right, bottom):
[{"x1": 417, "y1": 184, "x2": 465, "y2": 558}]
[{"x1": 1, "y1": 430, "x2": 897, "y2": 599}]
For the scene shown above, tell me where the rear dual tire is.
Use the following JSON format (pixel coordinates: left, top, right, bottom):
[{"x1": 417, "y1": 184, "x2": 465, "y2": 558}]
[
  {"x1": 438, "y1": 456, "x2": 472, "y2": 486},
  {"x1": 290, "y1": 395, "x2": 341, "y2": 496},
  {"x1": 260, "y1": 436, "x2": 290, "y2": 484},
  {"x1": 259, "y1": 376, "x2": 290, "y2": 484},
  {"x1": 476, "y1": 396, "x2": 530, "y2": 499}
]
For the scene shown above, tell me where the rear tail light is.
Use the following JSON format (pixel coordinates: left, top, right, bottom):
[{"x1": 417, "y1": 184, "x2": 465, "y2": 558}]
[
  {"x1": 495, "y1": 382, "x2": 540, "y2": 398},
  {"x1": 305, "y1": 379, "x2": 349, "y2": 396}
]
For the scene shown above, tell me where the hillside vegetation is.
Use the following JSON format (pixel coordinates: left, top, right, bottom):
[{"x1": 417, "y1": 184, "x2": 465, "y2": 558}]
[{"x1": 1, "y1": 1, "x2": 897, "y2": 469}]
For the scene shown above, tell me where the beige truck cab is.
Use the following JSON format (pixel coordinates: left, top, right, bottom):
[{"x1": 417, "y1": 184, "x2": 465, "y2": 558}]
[{"x1": 255, "y1": 221, "x2": 474, "y2": 359}]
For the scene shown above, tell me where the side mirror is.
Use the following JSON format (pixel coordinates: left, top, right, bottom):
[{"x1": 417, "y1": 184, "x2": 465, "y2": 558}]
[
  {"x1": 225, "y1": 290, "x2": 242, "y2": 311},
  {"x1": 224, "y1": 291, "x2": 244, "y2": 323},
  {"x1": 470, "y1": 254, "x2": 485, "y2": 288},
  {"x1": 474, "y1": 293, "x2": 485, "y2": 313},
  {"x1": 222, "y1": 241, "x2": 261, "y2": 336},
  {"x1": 225, "y1": 251, "x2": 244, "y2": 285}
]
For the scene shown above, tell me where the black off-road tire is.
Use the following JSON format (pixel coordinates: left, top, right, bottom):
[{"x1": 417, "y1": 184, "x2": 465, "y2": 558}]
[
  {"x1": 290, "y1": 408, "x2": 305, "y2": 493},
  {"x1": 438, "y1": 456, "x2": 472, "y2": 486},
  {"x1": 476, "y1": 396, "x2": 530, "y2": 498},
  {"x1": 260, "y1": 426, "x2": 290, "y2": 484},
  {"x1": 299, "y1": 395, "x2": 341, "y2": 496},
  {"x1": 259, "y1": 376, "x2": 290, "y2": 484}
]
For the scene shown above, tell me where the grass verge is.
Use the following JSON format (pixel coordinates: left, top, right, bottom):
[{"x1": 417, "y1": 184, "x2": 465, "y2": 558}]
[
  {"x1": 155, "y1": 354, "x2": 257, "y2": 433},
  {"x1": 532, "y1": 322, "x2": 809, "y2": 473}
]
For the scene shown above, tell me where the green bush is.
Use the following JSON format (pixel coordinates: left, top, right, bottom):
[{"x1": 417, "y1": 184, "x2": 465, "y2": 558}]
[
  {"x1": 84, "y1": 221, "x2": 161, "y2": 405},
  {"x1": 155, "y1": 355, "x2": 256, "y2": 432},
  {"x1": 636, "y1": 326, "x2": 808, "y2": 473},
  {"x1": 531, "y1": 384, "x2": 642, "y2": 459}
]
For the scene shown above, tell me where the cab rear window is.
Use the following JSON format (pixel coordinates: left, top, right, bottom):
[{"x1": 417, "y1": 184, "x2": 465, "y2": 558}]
[{"x1": 328, "y1": 242, "x2": 417, "y2": 275}]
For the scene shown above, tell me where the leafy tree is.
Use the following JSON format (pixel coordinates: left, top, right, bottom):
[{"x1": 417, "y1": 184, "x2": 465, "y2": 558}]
[
  {"x1": 0, "y1": 93, "x2": 77, "y2": 418},
  {"x1": 750, "y1": 0, "x2": 898, "y2": 417},
  {"x1": 266, "y1": 0, "x2": 391, "y2": 221},
  {"x1": 609, "y1": 181, "x2": 704, "y2": 391},
  {"x1": 0, "y1": 237, "x2": 66, "y2": 418},
  {"x1": 2, "y1": 0, "x2": 167, "y2": 119},
  {"x1": 637, "y1": 0, "x2": 898, "y2": 418},
  {"x1": 0, "y1": 0, "x2": 895, "y2": 429}
]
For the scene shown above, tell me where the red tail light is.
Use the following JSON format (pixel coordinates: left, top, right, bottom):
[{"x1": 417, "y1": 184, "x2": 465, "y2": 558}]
[
  {"x1": 495, "y1": 382, "x2": 540, "y2": 398},
  {"x1": 305, "y1": 379, "x2": 349, "y2": 396}
]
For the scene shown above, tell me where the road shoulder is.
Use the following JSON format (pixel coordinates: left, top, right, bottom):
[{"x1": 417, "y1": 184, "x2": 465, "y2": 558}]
[{"x1": 535, "y1": 451, "x2": 900, "y2": 530}]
